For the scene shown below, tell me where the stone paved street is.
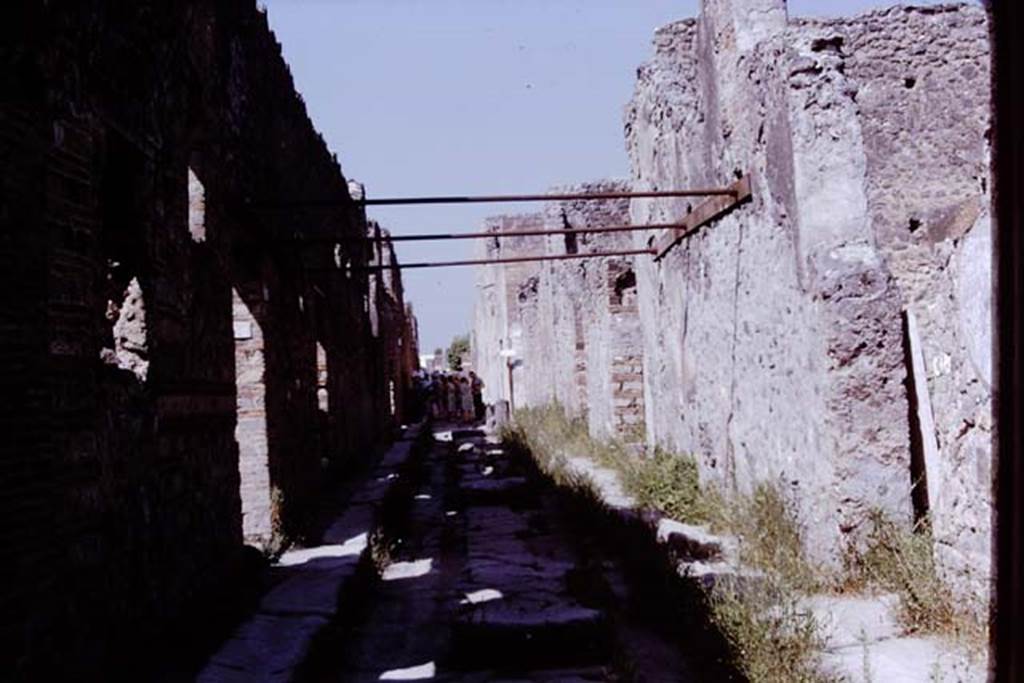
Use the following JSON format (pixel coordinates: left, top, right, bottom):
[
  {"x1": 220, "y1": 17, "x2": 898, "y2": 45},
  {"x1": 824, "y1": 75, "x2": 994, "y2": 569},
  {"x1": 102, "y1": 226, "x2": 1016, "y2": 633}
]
[
  {"x1": 296, "y1": 424, "x2": 708, "y2": 682},
  {"x1": 6, "y1": 1, "x2": 1012, "y2": 678}
]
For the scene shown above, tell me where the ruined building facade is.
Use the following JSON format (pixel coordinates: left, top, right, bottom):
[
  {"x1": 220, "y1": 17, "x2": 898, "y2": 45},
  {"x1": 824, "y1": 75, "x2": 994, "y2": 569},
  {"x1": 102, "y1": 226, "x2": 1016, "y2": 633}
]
[
  {"x1": 473, "y1": 181, "x2": 646, "y2": 444},
  {"x1": 474, "y1": 0, "x2": 991, "y2": 612},
  {"x1": 1, "y1": 2, "x2": 417, "y2": 676}
]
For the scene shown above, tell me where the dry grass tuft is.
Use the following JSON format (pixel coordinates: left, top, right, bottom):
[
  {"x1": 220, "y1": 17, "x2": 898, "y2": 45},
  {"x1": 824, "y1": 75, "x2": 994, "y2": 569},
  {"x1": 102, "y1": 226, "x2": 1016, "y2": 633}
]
[
  {"x1": 505, "y1": 403, "x2": 831, "y2": 682},
  {"x1": 509, "y1": 404, "x2": 708, "y2": 523},
  {"x1": 844, "y1": 510, "x2": 986, "y2": 647},
  {"x1": 708, "y1": 581, "x2": 830, "y2": 683}
]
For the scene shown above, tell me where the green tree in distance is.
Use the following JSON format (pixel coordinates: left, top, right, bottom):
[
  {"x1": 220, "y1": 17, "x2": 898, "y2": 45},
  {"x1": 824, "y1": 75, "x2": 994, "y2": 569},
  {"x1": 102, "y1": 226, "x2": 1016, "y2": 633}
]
[{"x1": 447, "y1": 334, "x2": 470, "y2": 371}]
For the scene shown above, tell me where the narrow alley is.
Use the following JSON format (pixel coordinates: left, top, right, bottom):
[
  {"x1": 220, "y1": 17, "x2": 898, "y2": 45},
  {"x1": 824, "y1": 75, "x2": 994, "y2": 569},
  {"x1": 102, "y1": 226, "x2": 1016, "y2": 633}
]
[
  {"x1": 4, "y1": 1, "x2": 1022, "y2": 681},
  {"x1": 200, "y1": 422, "x2": 726, "y2": 681}
]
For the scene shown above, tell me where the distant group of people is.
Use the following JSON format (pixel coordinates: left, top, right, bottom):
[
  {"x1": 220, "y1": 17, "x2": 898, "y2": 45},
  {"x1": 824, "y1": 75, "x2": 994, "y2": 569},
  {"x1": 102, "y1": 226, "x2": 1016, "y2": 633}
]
[{"x1": 412, "y1": 370, "x2": 485, "y2": 424}]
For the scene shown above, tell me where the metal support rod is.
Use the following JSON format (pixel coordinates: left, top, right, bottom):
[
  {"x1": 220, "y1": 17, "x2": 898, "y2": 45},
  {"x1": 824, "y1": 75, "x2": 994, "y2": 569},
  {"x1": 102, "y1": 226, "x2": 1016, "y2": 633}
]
[
  {"x1": 288, "y1": 221, "x2": 682, "y2": 244},
  {"x1": 254, "y1": 187, "x2": 735, "y2": 209},
  {"x1": 347, "y1": 247, "x2": 655, "y2": 271},
  {"x1": 360, "y1": 187, "x2": 736, "y2": 206}
]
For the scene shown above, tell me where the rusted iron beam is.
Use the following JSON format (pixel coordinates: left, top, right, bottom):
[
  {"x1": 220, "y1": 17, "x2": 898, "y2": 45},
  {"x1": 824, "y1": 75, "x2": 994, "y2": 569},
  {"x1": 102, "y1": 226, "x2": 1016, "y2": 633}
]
[
  {"x1": 360, "y1": 187, "x2": 737, "y2": 206},
  {"x1": 288, "y1": 221, "x2": 682, "y2": 244},
  {"x1": 347, "y1": 248, "x2": 656, "y2": 271},
  {"x1": 255, "y1": 187, "x2": 737, "y2": 209},
  {"x1": 653, "y1": 175, "x2": 753, "y2": 260}
]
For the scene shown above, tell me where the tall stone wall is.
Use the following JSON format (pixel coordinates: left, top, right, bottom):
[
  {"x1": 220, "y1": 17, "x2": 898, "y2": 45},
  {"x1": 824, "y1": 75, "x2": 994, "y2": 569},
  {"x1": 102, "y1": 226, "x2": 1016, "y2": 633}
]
[
  {"x1": 0, "y1": 2, "x2": 417, "y2": 676},
  {"x1": 472, "y1": 181, "x2": 646, "y2": 443},
  {"x1": 624, "y1": 0, "x2": 990, "y2": 607},
  {"x1": 368, "y1": 221, "x2": 421, "y2": 427},
  {"x1": 471, "y1": 0, "x2": 991, "y2": 613},
  {"x1": 472, "y1": 214, "x2": 546, "y2": 408}
]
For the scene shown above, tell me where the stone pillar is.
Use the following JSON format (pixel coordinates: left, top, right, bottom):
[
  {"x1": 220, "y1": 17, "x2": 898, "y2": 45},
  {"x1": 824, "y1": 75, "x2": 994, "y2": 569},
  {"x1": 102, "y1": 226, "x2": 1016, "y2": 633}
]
[
  {"x1": 700, "y1": 0, "x2": 787, "y2": 52},
  {"x1": 233, "y1": 288, "x2": 272, "y2": 546}
]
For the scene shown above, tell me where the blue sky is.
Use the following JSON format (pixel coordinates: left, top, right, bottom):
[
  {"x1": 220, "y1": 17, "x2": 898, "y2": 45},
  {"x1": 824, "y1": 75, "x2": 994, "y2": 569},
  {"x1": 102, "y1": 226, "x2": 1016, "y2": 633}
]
[{"x1": 263, "y1": 0, "x2": 970, "y2": 353}]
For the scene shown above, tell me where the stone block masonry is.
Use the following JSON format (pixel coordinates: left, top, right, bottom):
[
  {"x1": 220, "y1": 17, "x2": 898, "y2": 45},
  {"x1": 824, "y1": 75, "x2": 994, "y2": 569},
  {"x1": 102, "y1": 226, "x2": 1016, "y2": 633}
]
[
  {"x1": 473, "y1": 0, "x2": 991, "y2": 615},
  {"x1": 0, "y1": 2, "x2": 418, "y2": 677}
]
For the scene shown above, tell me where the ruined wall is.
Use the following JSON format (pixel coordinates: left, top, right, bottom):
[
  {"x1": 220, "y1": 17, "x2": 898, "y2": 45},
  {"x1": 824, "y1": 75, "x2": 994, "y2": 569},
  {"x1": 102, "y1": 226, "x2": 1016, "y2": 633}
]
[
  {"x1": 624, "y1": 0, "x2": 990, "y2": 607},
  {"x1": 472, "y1": 214, "x2": 546, "y2": 409},
  {"x1": 471, "y1": 0, "x2": 991, "y2": 613},
  {"x1": 823, "y1": 6, "x2": 992, "y2": 603},
  {"x1": 233, "y1": 288, "x2": 273, "y2": 544},
  {"x1": 368, "y1": 221, "x2": 420, "y2": 428},
  {"x1": 472, "y1": 182, "x2": 646, "y2": 443},
  {"x1": 0, "y1": 2, "x2": 416, "y2": 676}
]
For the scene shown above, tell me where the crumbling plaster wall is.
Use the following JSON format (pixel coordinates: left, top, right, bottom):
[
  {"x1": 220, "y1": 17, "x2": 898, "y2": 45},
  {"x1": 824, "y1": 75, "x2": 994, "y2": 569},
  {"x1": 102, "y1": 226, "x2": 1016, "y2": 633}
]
[
  {"x1": 625, "y1": 0, "x2": 990, "y2": 606},
  {"x1": 472, "y1": 214, "x2": 546, "y2": 408}
]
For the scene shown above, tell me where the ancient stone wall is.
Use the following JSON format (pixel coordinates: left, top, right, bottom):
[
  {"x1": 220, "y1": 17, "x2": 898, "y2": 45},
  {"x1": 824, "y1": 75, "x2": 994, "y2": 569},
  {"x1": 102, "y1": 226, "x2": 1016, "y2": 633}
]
[
  {"x1": 472, "y1": 182, "x2": 646, "y2": 443},
  {"x1": 0, "y1": 2, "x2": 416, "y2": 676},
  {"x1": 471, "y1": 0, "x2": 990, "y2": 613},
  {"x1": 623, "y1": 0, "x2": 990, "y2": 607},
  {"x1": 472, "y1": 214, "x2": 546, "y2": 408},
  {"x1": 369, "y1": 221, "x2": 420, "y2": 427}
]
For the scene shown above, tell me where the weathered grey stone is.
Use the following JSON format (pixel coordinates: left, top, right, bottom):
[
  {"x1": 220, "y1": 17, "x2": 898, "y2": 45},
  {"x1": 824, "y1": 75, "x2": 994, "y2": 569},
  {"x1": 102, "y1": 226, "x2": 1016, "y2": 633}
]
[
  {"x1": 199, "y1": 613, "x2": 329, "y2": 682},
  {"x1": 656, "y1": 519, "x2": 738, "y2": 564},
  {"x1": 618, "y1": 0, "x2": 991, "y2": 606},
  {"x1": 259, "y1": 559, "x2": 359, "y2": 617},
  {"x1": 563, "y1": 456, "x2": 635, "y2": 510},
  {"x1": 955, "y1": 212, "x2": 992, "y2": 392},
  {"x1": 106, "y1": 276, "x2": 149, "y2": 381},
  {"x1": 469, "y1": 0, "x2": 991, "y2": 625},
  {"x1": 818, "y1": 632, "x2": 984, "y2": 683},
  {"x1": 803, "y1": 593, "x2": 901, "y2": 650}
]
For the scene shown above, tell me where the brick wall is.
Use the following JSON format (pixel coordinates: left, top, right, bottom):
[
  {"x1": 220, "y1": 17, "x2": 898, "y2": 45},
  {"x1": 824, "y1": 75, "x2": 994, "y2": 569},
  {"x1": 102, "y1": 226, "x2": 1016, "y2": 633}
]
[{"x1": 0, "y1": 1, "x2": 417, "y2": 676}]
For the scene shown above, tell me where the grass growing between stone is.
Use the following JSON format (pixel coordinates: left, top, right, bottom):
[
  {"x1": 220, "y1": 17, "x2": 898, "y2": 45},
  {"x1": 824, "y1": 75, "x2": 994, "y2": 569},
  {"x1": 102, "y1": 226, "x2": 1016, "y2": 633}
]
[
  {"x1": 706, "y1": 583, "x2": 828, "y2": 683},
  {"x1": 700, "y1": 484, "x2": 830, "y2": 683},
  {"x1": 505, "y1": 403, "x2": 831, "y2": 682},
  {"x1": 842, "y1": 510, "x2": 986, "y2": 648},
  {"x1": 706, "y1": 483, "x2": 820, "y2": 592},
  {"x1": 507, "y1": 404, "x2": 708, "y2": 523}
]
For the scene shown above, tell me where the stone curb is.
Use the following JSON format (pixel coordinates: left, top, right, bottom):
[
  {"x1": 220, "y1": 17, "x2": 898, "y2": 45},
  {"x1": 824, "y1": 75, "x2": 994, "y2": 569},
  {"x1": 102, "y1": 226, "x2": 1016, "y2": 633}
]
[
  {"x1": 559, "y1": 453, "x2": 984, "y2": 682},
  {"x1": 559, "y1": 454, "x2": 750, "y2": 588},
  {"x1": 196, "y1": 423, "x2": 425, "y2": 683}
]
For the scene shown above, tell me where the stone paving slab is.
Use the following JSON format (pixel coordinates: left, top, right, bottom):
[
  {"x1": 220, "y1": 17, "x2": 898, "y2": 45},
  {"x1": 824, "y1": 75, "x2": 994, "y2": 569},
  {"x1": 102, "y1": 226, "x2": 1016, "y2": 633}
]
[
  {"x1": 347, "y1": 478, "x2": 395, "y2": 506},
  {"x1": 322, "y1": 505, "x2": 375, "y2": 545},
  {"x1": 460, "y1": 476, "x2": 531, "y2": 506},
  {"x1": 819, "y1": 632, "x2": 985, "y2": 682},
  {"x1": 804, "y1": 593, "x2": 902, "y2": 649},
  {"x1": 806, "y1": 593, "x2": 985, "y2": 682},
  {"x1": 452, "y1": 599, "x2": 611, "y2": 670},
  {"x1": 657, "y1": 518, "x2": 738, "y2": 563},
  {"x1": 462, "y1": 556, "x2": 575, "y2": 587},
  {"x1": 462, "y1": 506, "x2": 531, "y2": 533},
  {"x1": 259, "y1": 556, "x2": 360, "y2": 617},
  {"x1": 199, "y1": 613, "x2": 329, "y2": 683},
  {"x1": 563, "y1": 455, "x2": 635, "y2": 510},
  {"x1": 458, "y1": 600, "x2": 603, "y2": 629}
]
